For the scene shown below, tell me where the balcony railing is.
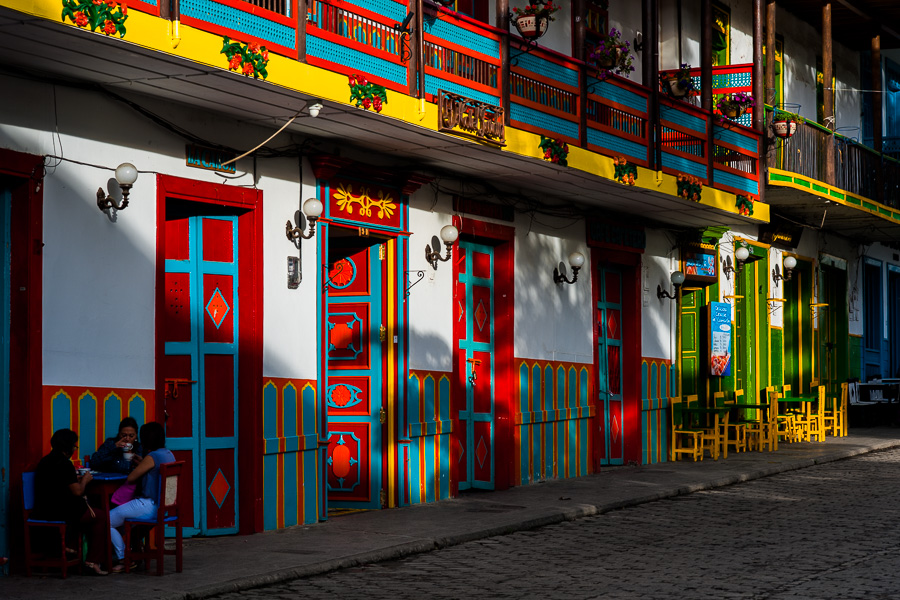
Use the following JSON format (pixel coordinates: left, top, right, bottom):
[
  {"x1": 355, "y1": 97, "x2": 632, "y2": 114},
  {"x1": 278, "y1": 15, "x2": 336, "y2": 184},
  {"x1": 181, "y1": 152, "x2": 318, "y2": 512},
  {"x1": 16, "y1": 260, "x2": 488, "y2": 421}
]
[
  {"x1": 126, "y1": 0, "x2": 762, "y2": 203},
  {"x1": 770, "y1": 109, "x2": 900, "y2": 208}
]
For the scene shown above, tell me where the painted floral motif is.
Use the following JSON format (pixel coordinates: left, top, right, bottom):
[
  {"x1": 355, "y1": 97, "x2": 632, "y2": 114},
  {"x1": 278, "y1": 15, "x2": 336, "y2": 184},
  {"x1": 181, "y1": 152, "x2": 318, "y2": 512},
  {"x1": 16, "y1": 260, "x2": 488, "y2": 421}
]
[
  {"x1": 221, "y1": 38, "x2": 270, "y2": 80},
  {"x1": 333, "y1": 184, "x2": 397, "y2": 220},
  {"x1": 61, "y1": 0, "x2": 127, "y2": 37},
  {"x1": 539, "y1": 136, "x2": 569, "y2": 166},
  {"x1": 613, "y1": 156, "x2": 637, "y2": 185},
  {"x1": 735, "y1": 194, "x2": 755, "y2": 216},
  {"x1": 349, "y1": 75, "x2": 388, "y2": 112},
  {"x1": 677, "y1": 174, "x2": 703, "y2": 201}
]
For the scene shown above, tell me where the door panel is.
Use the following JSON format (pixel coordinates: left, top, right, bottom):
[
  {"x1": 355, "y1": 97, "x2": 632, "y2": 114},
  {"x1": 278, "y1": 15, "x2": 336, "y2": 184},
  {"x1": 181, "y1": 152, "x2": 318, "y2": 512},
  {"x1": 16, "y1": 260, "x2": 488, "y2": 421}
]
[
  {"x1": 0, "y1": 188, "x2": 10, "y2": 565},
  {"x1": 163, "y1": 212, "x2": 239, "y2": 536},
  {"x1": 458, "y1": 242, "x2": 495, "y2": 490},
  {"x1": 325, "y1": 245, "x2": 384, "y2": 509},
  {"x1": 598, "y1": 267, "x2": 624, "y2": 465}
]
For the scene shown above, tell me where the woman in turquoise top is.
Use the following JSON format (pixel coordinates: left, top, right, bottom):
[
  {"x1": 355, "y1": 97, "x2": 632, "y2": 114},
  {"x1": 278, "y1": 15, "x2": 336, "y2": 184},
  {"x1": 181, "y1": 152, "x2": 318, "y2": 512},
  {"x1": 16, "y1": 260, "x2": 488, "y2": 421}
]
[{"x1": 108, "y1": 421, "x2": 175, "y2": 572}]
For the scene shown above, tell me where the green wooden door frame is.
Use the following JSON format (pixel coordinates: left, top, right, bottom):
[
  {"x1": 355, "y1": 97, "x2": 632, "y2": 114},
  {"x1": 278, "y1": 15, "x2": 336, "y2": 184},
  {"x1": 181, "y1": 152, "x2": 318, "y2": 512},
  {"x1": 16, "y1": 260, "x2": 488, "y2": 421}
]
[{"x1": 784, "y1": 260, "x2": 814, "y2": 395}]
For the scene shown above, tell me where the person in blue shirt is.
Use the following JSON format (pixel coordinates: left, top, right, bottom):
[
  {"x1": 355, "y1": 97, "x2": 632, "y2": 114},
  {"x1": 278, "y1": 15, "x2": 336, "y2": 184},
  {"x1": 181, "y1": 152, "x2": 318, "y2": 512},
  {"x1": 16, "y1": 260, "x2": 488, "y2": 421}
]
[
  {"x1": 89, "y1": 417, "x2": 143, "y2": 474},
  {"x1": 108, "y1": 421, "x2": 175, "y2": 572}
]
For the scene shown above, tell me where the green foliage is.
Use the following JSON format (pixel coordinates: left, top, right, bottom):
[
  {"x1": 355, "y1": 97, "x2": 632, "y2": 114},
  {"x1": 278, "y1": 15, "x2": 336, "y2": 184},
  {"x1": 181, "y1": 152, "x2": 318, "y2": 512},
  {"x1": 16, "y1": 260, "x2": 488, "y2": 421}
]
[
  {"x1": 221, "y1": 37, "x2": 270, "y2": 80},
  {"x1": 613, "y1": 156, "x2": 637, "y2": 185},
  {"x1": 349, "y1": 74, "x2": 388, "y2": 112},
  {"x1": 735, "y1": 194, "x2": 755, "y2": 216},
  {"x1": 539, "y1": 136, "x2": 569, "y2": 166},
  {"x1": 677, "y1": 174, "x2": 703, "y2": 202},
  {"x1": 61, "y1": 0, "x2": 127, "y2": 38}
]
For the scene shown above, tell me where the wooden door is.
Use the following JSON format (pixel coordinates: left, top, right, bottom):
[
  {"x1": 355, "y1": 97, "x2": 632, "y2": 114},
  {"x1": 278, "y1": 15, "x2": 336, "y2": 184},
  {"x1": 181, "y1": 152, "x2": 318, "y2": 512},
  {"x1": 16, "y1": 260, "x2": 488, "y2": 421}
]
[
  {"x1": 890, "y1": 269, "x2": 900, "y2": 379},
  {"x1": 325, "y1": 244, "x2": 385, "y2": 509},
  {"x1": 457, "y1": 241, "x2": 495, "y2": 490},
  {"x1": 162, "y1": 210, "x2": 239, "y2": 536},
  {"x1": 735, "y1": 265, "x2": 756, "y2": 402},
  {"x1": 680, "y1": 290, "x2": 702, "y2": 398},
  {"x1": 598, "y1": 268, "x2": 624, "y2": 465},
  {"x1": 0, "y1": 188, "x2": 9, "y2": 563}
]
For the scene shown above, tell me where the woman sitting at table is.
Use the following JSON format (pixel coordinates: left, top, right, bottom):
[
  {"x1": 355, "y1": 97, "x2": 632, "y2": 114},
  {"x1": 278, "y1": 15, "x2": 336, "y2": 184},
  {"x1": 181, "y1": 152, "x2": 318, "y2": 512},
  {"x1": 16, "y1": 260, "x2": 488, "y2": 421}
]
[
  {"x1": 89, "y1": 417, "x2": 143, "y2": 474},
  {"x1": 32, "y1": 428, "x2": 109, "y2": 575},
  {"x1": 108, "y1": 421, "x2": 174, "y2": 573}
]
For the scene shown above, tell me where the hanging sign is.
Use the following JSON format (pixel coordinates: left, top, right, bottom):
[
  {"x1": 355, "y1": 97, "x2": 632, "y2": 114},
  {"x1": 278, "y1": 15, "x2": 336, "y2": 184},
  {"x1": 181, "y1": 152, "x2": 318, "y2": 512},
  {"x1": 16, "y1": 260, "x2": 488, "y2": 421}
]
[
  {"x1": 438, "y1": 91, "x2": 506, "y2": 146},
  {"x1": 682, "y1": 243, "x2": 718, "y2": 285},
  {"x1": 710, "y1": 301, "x2": 732, "y2": 377},
  {"x1": 185, "y1": 144, "x2": 236, "y2": 173}
]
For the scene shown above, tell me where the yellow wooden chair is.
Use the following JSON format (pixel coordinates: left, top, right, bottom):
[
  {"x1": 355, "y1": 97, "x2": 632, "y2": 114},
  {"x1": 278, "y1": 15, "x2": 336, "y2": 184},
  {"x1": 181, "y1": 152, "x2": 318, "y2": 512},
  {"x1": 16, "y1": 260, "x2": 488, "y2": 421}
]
[
  {"x1": 806, "y1": 385, "x2": 826, "y2": 442},
  {"x1": 670, "y1": 395, "x2": 703, "y2": 461},
  {"x1": 824, "y1": 384, "x2": 846, "y2": 437},
  {"x1": 720, "y1": 391, "x2": 747, "y2": 454},
  {"x1": 686, "y1": 394, "x2": 723, "y2": 460},
  {"x1": 774, "y1": 385, "x2": 802, "y2": 443}
]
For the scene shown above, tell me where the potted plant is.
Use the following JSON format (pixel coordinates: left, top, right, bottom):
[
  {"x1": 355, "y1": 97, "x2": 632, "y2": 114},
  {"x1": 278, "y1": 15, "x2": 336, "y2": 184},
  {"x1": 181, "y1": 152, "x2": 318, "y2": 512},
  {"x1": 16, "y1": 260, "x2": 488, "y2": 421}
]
[
  {"x1": 660, "y1": 63, "x2": 696, "y2": 99},
  {"x1": 512, "y1": 2, "x2": 561, "y2": 40},
  {"x1": 772, "y1": 111, "x2": 802, "y2": 139},
  {"x1": 716, "y1": 92, "x2": 756, "y2": 119},
  {"x1": 590, "y1": 28, "x2": 636, "y2": 80}
]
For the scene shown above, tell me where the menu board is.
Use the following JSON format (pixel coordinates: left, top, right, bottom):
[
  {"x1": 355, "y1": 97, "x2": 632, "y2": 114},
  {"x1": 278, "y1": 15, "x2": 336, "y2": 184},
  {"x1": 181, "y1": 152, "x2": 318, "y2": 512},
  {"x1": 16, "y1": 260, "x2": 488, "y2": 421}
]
[{"x1": 710, "y1": 301, "x2": 732, "y2": 377}]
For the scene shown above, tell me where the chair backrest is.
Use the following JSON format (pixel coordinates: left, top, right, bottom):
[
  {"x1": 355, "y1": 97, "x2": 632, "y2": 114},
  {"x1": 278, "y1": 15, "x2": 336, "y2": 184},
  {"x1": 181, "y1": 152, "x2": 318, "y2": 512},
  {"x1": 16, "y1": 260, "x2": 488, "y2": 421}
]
[
  {"x1": 22, "y1": 472, "x2": 37, "y2": 512},
  {"x1": 156, "y1": 461, "x2": 184, "y2": 522},
  {"x1": 782, "y1": 384, "x2": 792, "y2": 398},
  {"x1": 670, "y1": 396, "x2": 686, "y2": 428},
  {"x1": 686, "y1": 394, "x2": 699, "y2": 408},
  {"x1": 713, "y1": 391, "x2": 725, "y2": 408},
  {"x1": 735, "y1": 389, "x2": 745, "y2": 404}
]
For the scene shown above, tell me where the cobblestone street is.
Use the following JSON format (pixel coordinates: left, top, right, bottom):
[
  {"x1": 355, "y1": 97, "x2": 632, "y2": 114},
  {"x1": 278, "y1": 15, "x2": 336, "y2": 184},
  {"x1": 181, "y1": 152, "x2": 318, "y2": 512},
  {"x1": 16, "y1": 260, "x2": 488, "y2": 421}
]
[{"x1": 216, "y1": 448, "x2": 900, "y2": 600}]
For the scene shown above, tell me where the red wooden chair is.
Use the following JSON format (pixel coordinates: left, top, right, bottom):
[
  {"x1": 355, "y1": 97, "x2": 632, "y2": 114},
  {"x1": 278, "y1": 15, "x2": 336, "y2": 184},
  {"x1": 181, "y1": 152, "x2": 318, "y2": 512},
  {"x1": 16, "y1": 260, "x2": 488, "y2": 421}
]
[
  {"x1": 123, "y1": 461, "x2": 184, "y2": 575},
  {"x1": 23, "y1": 471, "x2": 82, "y2": 578}
]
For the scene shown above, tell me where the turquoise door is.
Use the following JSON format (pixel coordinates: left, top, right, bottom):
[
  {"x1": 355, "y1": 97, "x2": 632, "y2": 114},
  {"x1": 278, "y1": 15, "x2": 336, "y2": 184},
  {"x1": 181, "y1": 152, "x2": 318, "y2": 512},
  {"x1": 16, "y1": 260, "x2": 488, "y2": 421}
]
[
  {"x1": 325, "y1": 241, "x2": 385, "y2": 509},
  {"x1": 598, "y1": 267, "x2": 624, "y2": 466},
  {"x1": 162, "y1": 210, "x2": 239, "y2": 536},
  {"x1": 0, "y1": 188, "x2": 10, "y2": 567},
  {"x1": 457, "y1": 241, "x2": 495, "y2": 490}
]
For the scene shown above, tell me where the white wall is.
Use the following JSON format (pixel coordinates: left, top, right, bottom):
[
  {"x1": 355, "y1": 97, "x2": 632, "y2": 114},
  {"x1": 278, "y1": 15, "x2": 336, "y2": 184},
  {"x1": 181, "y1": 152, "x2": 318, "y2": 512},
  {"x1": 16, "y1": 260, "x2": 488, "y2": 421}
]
[
  {"x1": 641, "y1": 228, "x2": 677, "y2": 362},
  {"x1": 0, "y1": 74, "x2": 318, "y2": 387}
]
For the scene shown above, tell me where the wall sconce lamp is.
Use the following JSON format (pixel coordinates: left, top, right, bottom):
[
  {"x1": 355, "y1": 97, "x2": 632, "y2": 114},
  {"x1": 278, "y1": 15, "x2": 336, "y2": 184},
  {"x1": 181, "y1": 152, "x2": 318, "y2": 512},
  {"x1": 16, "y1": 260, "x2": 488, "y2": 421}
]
[
  {"x1": 657, "y1": 270, "x2": 685, "y2": 300},
  {"x1": 772, "y1": 255, "x2": 797, "y2": 287},
  {"x1": 425, "y1": 224, "x2": 459, "y2": 269},
  {"x1": 307, "y1": 100, "x2": 324, "y2": 118},
  {"x1": 553, "y1": 251, "x2": 585, "y2": 285},
  {"x1": 285, "y1": 198, "x2": 324, "y2": 242},
  {"x1": 734, "y1": 244, "x2": 751, "y2": 273},
  {"x1": 96, "y1": 163, "x2": 138, "y2": 212}
]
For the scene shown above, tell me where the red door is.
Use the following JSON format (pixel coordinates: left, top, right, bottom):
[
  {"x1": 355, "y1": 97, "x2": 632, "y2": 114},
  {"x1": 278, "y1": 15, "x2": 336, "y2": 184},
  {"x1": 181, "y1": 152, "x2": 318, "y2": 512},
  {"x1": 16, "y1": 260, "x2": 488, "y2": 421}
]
[
  {"x1": 324, "y1": 243, "x2": 385, "y2": 510},
  {"x1": 162, "y1": 208, "x2": 239, "y2": 536}
]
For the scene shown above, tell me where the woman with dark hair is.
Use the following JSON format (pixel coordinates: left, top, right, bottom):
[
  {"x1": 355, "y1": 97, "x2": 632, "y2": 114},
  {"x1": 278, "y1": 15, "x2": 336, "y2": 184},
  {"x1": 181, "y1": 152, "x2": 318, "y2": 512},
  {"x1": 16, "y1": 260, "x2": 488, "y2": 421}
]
[
  {"x1": 89, "y1": 417, "x2": 143, "y2": 474},
  {"x1": 108, "y1": 421, "x2": 174, "y2": 573},
  {"x1": 32, "y1": 428, "x2": 109, "y2": 575}
]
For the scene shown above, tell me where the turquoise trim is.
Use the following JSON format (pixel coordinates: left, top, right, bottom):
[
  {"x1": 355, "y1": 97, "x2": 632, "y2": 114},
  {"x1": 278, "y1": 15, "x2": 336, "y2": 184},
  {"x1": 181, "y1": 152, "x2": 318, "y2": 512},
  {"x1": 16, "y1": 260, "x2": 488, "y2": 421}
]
[
  {"x1": 650, "y1": 362, "x2": 658, "y2": 411},
  {"x1": 714, "y1": 167, "x2": 758, "y2": 195},
  {"x1": 660, "y1": 104, "x2": 707, "y2": 134},
  {"x1": 78, "y1": 394, "x2": 97, "y2": 460},
  {"x1": 181, "y1": 0, "x2": 295, "y2": 48},
  {"x1": 713, "y1": 124, "x2": 758, "y2": 153},
  {"x1": 587, "y1": 128, "x2": 647, "y2": 162},
  {"x1": 662, "y1": 153, "x2": 707, "y2": 179},
  {"x1": 128, "y1": 396, "x2": 145, "y2": 430},
  {"x1": 425, "y1": 16, "x2": 500, "y2": 59},
  {"x1": 518, "y1": 363, "x2": 529, "y2": 483},
  {"x1": 104, "y1": 395, "x2": 122, "y2": 441},
  {"x1": 351, "y1": 0, "x2": 405, "y2": 21},
  {"x1": 407, "y1": 375, "x2": 421, "y2": 502},
  {"x1": 514, "y1": 52, "x2": 579, "y2": 88},
  {"x1": 308, "y1": 35, "x2": 406, "y2": 85},
  {"x1": 426, "y1": 76, "x2": 500, "y2": 105},
  {"x1": 52, "y1": 391, "x2": 72, "y2": 433},
  {"x1": 301, "y1": 385, "x2": 317, "y2": 521},
  {"x1": 283, "y1": 450, "x2": 298, "y2": 527},
  {"x1": 511, "y1": 103, "x2": 579, "y2": 139},
  {"x1": 423, "y1": 376, "x2": 435, "y2": 502},
  {"x1": 263, "y1": 453, "x2": 277, "y2": 530},
  {"x1": 589, "y1": 79, "x2": 648, "y2": 112}
]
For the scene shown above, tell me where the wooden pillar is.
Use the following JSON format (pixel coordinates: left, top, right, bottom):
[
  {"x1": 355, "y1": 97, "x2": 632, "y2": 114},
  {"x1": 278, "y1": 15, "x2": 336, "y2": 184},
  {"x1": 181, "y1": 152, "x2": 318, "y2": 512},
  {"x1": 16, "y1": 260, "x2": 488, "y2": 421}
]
[
  {"x1": 644, "y1": 0, "x2": 660, "y2": 171},
  {"x1": 765, "y1": 0, "x2": 776, "y2": 170},
  {"x1": 701, "y1": 0, "x2": 712, "y2": 113},
  {"x1": 498, "y1": 0, "x2": 511, "y2": 125},
  {"x1": 576, "y1": 0, "x2": 587, "y2": 148},
  {"x1": 873, "y1": 33, "x2": 883, "y2": 203},
  {"x1": 297, "y1": 0, "x2": 307, "y2": 62},
  {"x1": 823, "y1": 2, "x2": 835, "y2": 185},
  {"x1": 753, "y1": 0, "x2": 765, "y2": 201}
]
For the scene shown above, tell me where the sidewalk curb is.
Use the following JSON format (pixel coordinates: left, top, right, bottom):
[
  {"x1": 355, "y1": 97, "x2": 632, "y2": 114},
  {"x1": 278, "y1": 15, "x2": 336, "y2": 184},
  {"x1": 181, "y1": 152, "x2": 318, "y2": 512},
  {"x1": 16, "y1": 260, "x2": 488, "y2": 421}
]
[{"x1": 170, "y1": 439, "x2": 900, "y2": 600}]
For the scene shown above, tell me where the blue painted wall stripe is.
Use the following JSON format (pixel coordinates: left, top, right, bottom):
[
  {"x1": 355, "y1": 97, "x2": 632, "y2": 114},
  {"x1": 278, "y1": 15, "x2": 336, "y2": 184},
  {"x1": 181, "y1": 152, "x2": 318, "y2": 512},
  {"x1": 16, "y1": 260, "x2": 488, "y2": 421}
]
[
  {"x1": 263, "y1": 454, "x2": 278, "y2": 531},
  {"x1": 284, "y1": 451, "x2": 298, "y2": 527},
  {"x1": 714, "y1": 167, "x2": 759, "y2": 195},
  {"x1": 181, "y1": 0, "x2": 295, "y2": 47},
  {"x1": 660, "y1": 105, "x2": 707, "y2": 134},
  {"x1": 662, "y1": 153, "x2": 707, "y2": 179},
  {"x1": 589, "y1": 79, "x2": 648, "y2": 112},
  {"x1": 104, "y1": 395, "x2": 122, "y2": 441},
  {"x1": 308, "y1": 35, "x2": 407, "y2": 86},
  {"x1": 587, "y1": 128, "x2": 647, "y2": 162},
  {"x1": 714, "y1": 125, "x2": 759, "y2": 153},
  {"x1": 78, "y1": 394, "x2": 97, "y2": 459},
  {"x1": 515, "y1": 53, "x2": 579, "y2": 88},
  {"x1": 424, "y1": 17, "x2": 500, "y2": 59}
]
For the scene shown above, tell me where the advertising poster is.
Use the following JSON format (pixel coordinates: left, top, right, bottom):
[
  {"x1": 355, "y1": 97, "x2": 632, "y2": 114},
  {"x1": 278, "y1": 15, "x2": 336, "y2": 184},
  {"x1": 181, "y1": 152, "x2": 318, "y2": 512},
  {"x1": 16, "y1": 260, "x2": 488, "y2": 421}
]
[{"x1": 710, "y1": 301, "x2": 732, "y2": 377}]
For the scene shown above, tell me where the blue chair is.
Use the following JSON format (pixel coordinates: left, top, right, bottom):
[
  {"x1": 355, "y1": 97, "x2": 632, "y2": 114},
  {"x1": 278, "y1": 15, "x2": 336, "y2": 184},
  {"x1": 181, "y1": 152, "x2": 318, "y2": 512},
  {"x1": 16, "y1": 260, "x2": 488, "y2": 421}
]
[
  {"x1": 124, "y1": 461, "x2": 184, "y2": 575},
  {"x1": 23, "y1": 472, "x2": 82, "y2": 578}
]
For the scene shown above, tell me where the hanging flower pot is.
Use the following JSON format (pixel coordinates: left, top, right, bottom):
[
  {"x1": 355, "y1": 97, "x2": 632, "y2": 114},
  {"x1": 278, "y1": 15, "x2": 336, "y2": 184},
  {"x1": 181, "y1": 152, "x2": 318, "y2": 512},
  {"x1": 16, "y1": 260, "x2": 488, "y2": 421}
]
[
  {"x1": 773, "y1": 118, "x2": 798, "y2": 139},
  {"x1": 660, "y1": 64, "x2": 696, "y2": 99},
  {"x1": 514, "y1": 13, "x2": 549, "y2": 39},
  {"x1": 716, "y1": 92, "x2": 756, "y2": 120}
]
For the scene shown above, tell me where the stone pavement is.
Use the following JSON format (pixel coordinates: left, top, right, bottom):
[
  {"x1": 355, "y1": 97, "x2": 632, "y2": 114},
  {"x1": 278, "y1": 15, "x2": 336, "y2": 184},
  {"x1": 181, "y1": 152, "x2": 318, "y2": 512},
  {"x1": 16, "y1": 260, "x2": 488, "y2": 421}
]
[{"x1": 4, "y1": 428, "x2": 900, "y2": 600}]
